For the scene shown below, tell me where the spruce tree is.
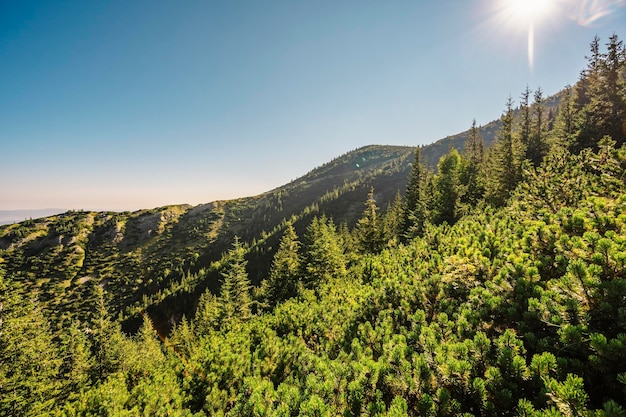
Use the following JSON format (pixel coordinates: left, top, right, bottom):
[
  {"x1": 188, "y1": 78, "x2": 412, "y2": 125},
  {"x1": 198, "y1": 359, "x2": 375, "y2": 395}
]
[
  {"x1": 572, "y1": 35, "x2": 626, "y2": 152},
  {"x1": 432, "y1": 149, "x2": 462, "y2": 225},
  {"x1": 603, "y1": 33, "x2": 626, "y2": 146},
  {"x1": 520, "y1": 86, "x2": 532, "y2": 150},
  {"x1": 132, "y1": 314, "x2": 164, "y2": 374},
  {"x1": 554, "y1": 85, "x2": 576, "y2": 149},
  {"x1": 0, "y1": 278, "x2": 62, "y2": 416},
  {"x1": 402, "y1": 147, "x2": 428, "y2": 239},
  {"x1": 91, "y1": 285, "x2": 124, "y2": 381},
  {"x1": 460, "y1": 119, "x2": 485, "y2": 207},
  {"x1": 527, "y1": 87, "x2": 547, "y2": 165},
  {"x1": 60, "y1": 321, "x2": 93, "y2": 397},
  {"x1": 262, "y1": 223, "x2": 302, "y2": 304},
  {"x1": 303, "y1": 215, "x2": 346, "y2": 287},
  {"x1": 194, "y1": 289, "x2": 221, "y2": 335},
  {"x1": 381, "y1": 191, "x2": 404, "y2": 246},
  {"x1": 356, "y1": 187, "x2": 384, "y2": 253},
  {"x1": 218, "y1": 237, "x2": 252, "y2": 325},
  {"x1": 485, "y1": 96, "x2": 523, "y2": 206}
]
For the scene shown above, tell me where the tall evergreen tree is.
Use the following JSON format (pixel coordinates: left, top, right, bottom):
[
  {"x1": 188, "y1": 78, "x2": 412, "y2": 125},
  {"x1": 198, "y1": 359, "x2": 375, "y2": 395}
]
[
  {"x1": 554, "y1": 85, "x2": 576, "y2": 149},
  {"x1": 603, "y1": 33, "x2": 626, "y2": 146},
  {"x1": 571, "y1": 36, "x2": 601, "y2": 152},
  {"x1": 355, "y1": 187, "x2": 384, "y2": 253},
  {"x1": 304, "y1": 215, "x2": 347, "y2": 287},
  {"x1": 90, "y1": 285, "x2": 127, "y2": 382},
  {"x1": 432, "y1": 149, "x2": 462, "y2": 225},
  {"x1": 0, "y1": 278, "x2": 62, "y2": 416},
  {"x1": 132, "y1": 314, "x2": 164, "y2": 374},
  {"x1": 218, "y1": 237, "x2": 252, "y2": 325},
  {"x1": 527, "y1": 87, "x2": 547, "y2": 165},
  {"x1": 60, "y1": 320, "x2": 93, "y2": 397},
  {"x1": 520, "y1": 85, "x2": 532, "y2": 150},
  {"x1": 572, "y1": 35, "x2": 626, "y2": 152},
  {"x1": 381, "y1": 191, "x2": 404, "y2": 247},
  {"x1": 338, "y1": 220, "x2": 358, "y2": 265},
  {"x1": 194, "y1": 289, "x2": 220, "y2": 335},
  {"x1": 402, "y1": 147, "x2": 429, "y2": 239},
  {"x1": 460, "y1": 119, "x2": 485, "y2": 207},
  {"x1": 485, "y1": 96, "x2": 523, "y2": 206},
  {"x1": 262, "y1": 223, "x2": 302, "y2": 304}
]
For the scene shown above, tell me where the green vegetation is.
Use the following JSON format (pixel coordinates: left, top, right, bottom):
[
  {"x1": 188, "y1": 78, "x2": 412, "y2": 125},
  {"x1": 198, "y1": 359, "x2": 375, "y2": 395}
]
[{"x1": 1, "y1": 35, "x2": 626, "y2": 415}]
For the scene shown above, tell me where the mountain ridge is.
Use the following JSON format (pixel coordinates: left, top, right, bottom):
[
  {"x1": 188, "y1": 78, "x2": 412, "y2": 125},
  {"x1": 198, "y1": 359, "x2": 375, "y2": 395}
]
[
  {"x1": 0, "y1": 144, "x2": 416, "y2": 333},
  {"x1": 0, "y1": 91, "x2": 563, "y2": 333}
]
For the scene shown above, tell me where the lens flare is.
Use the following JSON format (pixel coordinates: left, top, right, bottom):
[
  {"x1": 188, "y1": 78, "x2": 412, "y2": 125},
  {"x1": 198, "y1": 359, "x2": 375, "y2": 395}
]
[
  {"x1": 486, "y1": 0, "x2": 626, "y2": 71},
  {"x1": 567, "y1": 0, "x2": 626, "y2": 26},
  {"x1": 508, "y1": 0, "x2": 554, "y2": 22},
  {"x1": 495, "y1": 0, "x2": 557, "y2": 70}
]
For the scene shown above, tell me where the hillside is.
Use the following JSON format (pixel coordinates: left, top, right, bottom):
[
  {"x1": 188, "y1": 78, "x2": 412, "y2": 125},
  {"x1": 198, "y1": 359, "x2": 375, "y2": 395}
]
[
  {"x1": 0, "y1": 90, "x2": 564, "y2": 334},
  {"x1": 0, "y1": 112, "x2": 528, "y2": 333},
  {"x1": 0, "y1": 145, "x2": 415, "y2": 332},
  {"x1": 2, "y1": 34, "x2": 626, "y2": 417}
]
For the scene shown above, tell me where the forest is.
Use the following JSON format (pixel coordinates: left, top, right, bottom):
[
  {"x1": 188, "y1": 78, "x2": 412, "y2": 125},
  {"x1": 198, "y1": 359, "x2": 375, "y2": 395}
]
[{"x1": 1, "y1": 34, "x2": 626, "y2": 416}]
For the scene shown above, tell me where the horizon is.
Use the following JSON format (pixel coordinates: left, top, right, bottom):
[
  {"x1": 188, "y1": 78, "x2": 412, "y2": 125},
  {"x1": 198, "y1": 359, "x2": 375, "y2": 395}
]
[
  {"x1": 2, "y1": 0, "x2": 625, "y2": 211},
  {"x1": 1, "y1": 142, "x2": 413, "y2": 214}
]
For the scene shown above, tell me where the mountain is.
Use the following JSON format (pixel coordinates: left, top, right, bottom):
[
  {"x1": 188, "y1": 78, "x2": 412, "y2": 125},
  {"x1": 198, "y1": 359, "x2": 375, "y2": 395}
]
[
  {"x1": 0, "y1": 145, "x2": 416, "y2": 332},
  {"x1": 0, "y1": 90, "x2": 564, "y2": 334}
]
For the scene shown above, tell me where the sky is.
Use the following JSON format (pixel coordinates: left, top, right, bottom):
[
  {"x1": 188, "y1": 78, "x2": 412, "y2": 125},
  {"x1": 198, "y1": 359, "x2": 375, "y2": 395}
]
[{"x1": 1, "y1": 0, "x2": 625, "y2": 211}]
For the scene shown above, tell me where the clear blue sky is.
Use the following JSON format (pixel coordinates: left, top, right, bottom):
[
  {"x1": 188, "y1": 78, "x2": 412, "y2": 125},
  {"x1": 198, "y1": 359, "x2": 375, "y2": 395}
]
[{"x1": 1, "y1": 0, "x2": 625, "y2": 211}]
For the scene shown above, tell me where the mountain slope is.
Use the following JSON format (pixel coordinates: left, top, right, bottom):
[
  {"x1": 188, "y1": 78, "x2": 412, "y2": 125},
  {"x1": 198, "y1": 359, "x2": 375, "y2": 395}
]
[
  {"x1": 0, "y1": 87, "x2": 564, "y2": 332},
  {"x1": 0, "y1": 145, "x2": 414, "y2": 331}
]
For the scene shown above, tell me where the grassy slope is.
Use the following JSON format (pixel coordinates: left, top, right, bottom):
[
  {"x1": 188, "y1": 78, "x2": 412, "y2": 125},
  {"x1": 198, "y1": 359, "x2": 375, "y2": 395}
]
[{"x1": 0, "y1": 145, "x2": 413, "y2": 332}]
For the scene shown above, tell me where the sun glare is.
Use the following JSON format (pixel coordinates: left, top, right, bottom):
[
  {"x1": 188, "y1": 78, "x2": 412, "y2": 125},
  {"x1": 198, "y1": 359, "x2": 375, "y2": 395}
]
[
  {"x1": 496, "y1": 0, "x2": 557, "y2": 70},
  {"x1": 507, "y1": 0, "x2": 555, "y2": 22}
]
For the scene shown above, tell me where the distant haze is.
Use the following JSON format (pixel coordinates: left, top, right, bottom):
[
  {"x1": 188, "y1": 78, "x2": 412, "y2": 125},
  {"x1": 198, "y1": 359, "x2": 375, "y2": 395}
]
[{"x1": 0, "y1": 209, "x2": 68, "y2": 225}]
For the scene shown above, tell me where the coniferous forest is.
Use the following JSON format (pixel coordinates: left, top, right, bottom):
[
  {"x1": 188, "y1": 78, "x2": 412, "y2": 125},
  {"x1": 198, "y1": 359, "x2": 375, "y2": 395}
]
[{"x1": 2, "y1": 35, "x2": 626, "y2": 416}]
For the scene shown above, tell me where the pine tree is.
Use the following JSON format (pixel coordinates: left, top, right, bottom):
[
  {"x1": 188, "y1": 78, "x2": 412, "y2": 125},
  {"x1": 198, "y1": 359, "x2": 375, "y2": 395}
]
[
  {"x1": 527, "y1": 87, "x2": 547, "y2": 165},
  {"x1": 432, "y1": 149, "x2": 461, "y2": 225},
  {"x1": 218, "y1": 237, "x2": 252, "y2": 325},
  {"x1": 60, "y1": 320, "x2": 93, "y2": 397},
  {"x1": 554, "y1": 85, "x2": 576, "y2": 149},
  {"x1": 460, "y1": 119, "x2": 485, "y2": 207},
  {"x1": 303, "y1": 215, "x2": 347, "y2": 287},
  {"x1": 0, "y1": 277, "x2": 62, "y2": 416},
  {"x1": 381, "y1": 191, "x2": 404, "y2": 246},
  {"x1": 355, "y1": 187, "x2": 384, "y2": 253},
  {"x1": 194, "y1": 289, "x2": 220, "y2": 335},
  {"x1": 520, "y1": 86, "x2": 532, "y2": 150},
  {"x1": 402, "y1": 147, "x2": 429, "y2": 239},
  {"x1": 572, "y1": 35, "x2": 626, "y2": 152},
  {"x1": 262, "y1": 223, "x2": 302, "y2": 304},
  {"x1": 485, "y1": 96, "x2": 523, "y2": 206}
]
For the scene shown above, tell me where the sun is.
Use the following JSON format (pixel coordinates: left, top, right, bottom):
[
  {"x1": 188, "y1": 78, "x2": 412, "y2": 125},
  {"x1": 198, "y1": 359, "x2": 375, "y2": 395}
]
[
  {"x1": 506, "y1": 0, "x2": 555, "y2": 23},
  {"x1": 496, "y1": 0, "x2": 557, "y2": 69}
]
